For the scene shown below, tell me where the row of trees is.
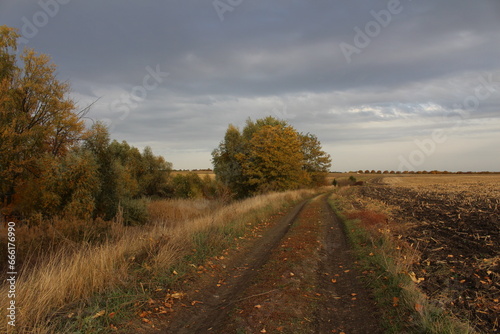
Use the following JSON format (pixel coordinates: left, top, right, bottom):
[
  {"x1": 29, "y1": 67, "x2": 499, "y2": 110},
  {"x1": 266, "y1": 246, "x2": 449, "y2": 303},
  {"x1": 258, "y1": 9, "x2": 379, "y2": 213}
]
[
  {"x1": 212, "y1": 117, "x2": 331, "y2": 197},
  {"x1": 0, "y1": 26, "x2": 180, "y2": 224},
  {"x1": 352, "y1": 170, "x2": 496, "y2": 174},
  {"x1": 1, "y1": 25, "x2": 332, "y2": 224}
]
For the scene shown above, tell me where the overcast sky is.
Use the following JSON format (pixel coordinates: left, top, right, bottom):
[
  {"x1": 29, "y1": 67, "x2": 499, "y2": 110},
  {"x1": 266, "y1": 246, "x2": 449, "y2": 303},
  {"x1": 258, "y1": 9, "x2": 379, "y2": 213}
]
[{"x1": 1, "y1": 0, "x2": 499, "y2": 171}]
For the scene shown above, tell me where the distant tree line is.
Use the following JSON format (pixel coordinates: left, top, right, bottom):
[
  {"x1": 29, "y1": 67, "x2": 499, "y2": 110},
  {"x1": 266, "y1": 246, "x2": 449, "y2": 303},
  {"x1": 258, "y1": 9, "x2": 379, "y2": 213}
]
[{"x1": 352, "y1": 170, "x2": 498, "y2": 174}]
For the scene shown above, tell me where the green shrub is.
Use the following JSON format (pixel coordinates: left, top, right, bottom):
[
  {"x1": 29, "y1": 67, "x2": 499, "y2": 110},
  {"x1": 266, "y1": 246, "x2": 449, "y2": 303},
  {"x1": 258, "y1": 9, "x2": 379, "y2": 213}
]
[{"x1": 119, "y1": 198, "x2": 149, "y2": 225}]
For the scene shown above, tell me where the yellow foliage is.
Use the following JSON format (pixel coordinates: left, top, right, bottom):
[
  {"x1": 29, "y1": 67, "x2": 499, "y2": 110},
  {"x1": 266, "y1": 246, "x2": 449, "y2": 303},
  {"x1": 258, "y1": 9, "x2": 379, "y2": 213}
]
[
  {"x1": 242, "y1": 124, "x2": 308, "y2": 192},
  {"x1": 1, "y1": 26, "x2": 84, "y2": 217}
]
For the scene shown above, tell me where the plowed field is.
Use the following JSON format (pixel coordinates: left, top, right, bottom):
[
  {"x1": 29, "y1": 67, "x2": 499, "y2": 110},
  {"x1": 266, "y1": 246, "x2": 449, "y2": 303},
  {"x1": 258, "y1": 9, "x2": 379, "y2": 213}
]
[{"x1": 361, "y1": 175, "x2": 500, "y2": 333}]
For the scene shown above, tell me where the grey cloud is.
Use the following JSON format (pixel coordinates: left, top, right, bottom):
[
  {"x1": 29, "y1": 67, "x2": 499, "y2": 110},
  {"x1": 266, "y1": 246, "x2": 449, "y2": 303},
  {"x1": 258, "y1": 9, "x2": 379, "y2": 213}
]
[{"x1": 1, "y1": 0, "x2": 499, "y2": 170}]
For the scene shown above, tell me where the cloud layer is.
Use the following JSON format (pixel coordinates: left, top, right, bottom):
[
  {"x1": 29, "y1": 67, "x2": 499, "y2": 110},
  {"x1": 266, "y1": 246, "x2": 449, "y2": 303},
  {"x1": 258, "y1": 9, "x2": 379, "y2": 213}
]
[{"x1": 2, "y1": 0, "x2": 499, "y2": 171}]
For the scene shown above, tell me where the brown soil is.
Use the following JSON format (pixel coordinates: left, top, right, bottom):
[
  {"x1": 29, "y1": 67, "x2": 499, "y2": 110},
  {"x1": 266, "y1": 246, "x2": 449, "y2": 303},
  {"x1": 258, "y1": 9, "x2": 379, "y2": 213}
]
[
  {"x1": 133, "y1": 194, "x2": 382, "y2": 333},
  {"x1": 360, "y1": 184, "x2": 500, "y2": 333}
]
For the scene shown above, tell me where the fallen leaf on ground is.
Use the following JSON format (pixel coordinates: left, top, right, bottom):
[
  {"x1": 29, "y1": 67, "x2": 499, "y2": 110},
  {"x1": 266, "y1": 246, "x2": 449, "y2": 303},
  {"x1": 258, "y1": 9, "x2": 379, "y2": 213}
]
[
  {"x1": 408, "y1": 271, "x2": 424, "y2": 283},
  {"x1": 138, "y1": 311, "x2": 149, "y2": 318},
  {"x1": 92, "y1": 310, "x2": 106, "y2": 318},
  {"x1": 168, "y1": 292, "x2": 186, "y2": 299}
]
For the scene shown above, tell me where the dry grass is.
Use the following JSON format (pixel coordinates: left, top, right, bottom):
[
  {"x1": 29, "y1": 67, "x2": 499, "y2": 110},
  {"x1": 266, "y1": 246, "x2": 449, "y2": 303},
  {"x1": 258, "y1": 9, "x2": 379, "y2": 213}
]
[
  {"x1": 0, "y1": 187, "x2": 324, "y2": 333},
  {"x1": 147, "y1": 198, "x2": 219, "y2": 227},
  {"x1": 0, "y1": 216, "x2": 113, "y2": 279},
  {"x1": 170, "y1": 170, "x2": 216, "y2": 179},
  {"x1": 329, "y1": 188, "x2": 474, "y2": 333}
]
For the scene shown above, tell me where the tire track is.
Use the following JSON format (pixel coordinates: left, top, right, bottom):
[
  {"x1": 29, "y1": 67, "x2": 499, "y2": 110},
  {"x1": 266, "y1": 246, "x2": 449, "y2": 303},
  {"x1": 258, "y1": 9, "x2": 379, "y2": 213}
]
[
  {"x1": 162, "y1": 198, "x2": 309, "y2": 333},
  {"x1": 159, "y1": 194, "x2": 382, "y2": 333}
]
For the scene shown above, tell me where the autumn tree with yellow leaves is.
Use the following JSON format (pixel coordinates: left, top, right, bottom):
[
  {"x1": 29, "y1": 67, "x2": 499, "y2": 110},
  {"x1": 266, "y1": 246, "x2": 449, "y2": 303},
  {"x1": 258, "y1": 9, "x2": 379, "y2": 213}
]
[
  {"x1": 0, "y1": 26, "x2": 85, "y2": 215},
  {"x1": 212, "y1": 117, "x2": 331, "y2": 197},
  {"x1": 0, "y1": 26, "x2": 172, "y2": 224}
]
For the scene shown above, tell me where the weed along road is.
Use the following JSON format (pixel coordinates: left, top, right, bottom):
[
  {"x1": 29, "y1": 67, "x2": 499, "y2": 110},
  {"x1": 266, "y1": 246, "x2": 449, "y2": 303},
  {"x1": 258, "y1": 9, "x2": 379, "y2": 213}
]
[{"x1": 152, "y1": 194, "x2": 382, "y2": 333}]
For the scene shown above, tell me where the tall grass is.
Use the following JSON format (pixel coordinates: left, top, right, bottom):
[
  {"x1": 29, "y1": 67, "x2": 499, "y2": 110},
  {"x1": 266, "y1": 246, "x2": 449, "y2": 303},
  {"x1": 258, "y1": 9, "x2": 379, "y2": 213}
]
[
  {"x1": 0, "y1": 216, "x2": 113, "y2": 276},
  {"x1": 147, "y1": 198, "x2": 219, "y2": 227},
  {"x1": 0, "y1": 188, "x2": 322, "y2": 333}
]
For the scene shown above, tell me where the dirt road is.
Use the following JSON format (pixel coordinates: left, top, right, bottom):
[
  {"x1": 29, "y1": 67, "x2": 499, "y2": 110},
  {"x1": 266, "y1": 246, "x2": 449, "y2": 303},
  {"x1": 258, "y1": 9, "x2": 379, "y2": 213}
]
[{"x1": 152, "y1": 194, "x2": 382, "y2": 333}]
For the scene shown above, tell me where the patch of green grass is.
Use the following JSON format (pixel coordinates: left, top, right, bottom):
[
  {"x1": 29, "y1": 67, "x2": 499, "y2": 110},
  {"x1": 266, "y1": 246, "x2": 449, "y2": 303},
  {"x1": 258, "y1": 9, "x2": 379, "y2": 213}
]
[{"x1": 55, "y1": 288, "x2": 143, "y2": 333}]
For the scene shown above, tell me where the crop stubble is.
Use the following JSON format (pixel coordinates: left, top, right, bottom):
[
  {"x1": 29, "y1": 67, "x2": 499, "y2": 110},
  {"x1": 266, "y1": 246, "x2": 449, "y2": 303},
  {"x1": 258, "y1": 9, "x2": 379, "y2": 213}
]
[{"x1": 361, "y1": 175, "x2": 500, "y2": 333}]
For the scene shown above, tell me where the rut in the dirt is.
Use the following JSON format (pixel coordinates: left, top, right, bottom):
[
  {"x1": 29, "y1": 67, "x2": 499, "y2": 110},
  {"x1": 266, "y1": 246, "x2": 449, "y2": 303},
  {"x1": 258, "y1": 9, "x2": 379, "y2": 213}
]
[
  {"x1": 315, "y1": 195, "x2": 382, "y2": 334},
  {"x1": 161, "y1": 200, "x2": 308, "y2": 333},
  {"x1": 159, "y1": 194, "x2": 382, "y2": 333}
]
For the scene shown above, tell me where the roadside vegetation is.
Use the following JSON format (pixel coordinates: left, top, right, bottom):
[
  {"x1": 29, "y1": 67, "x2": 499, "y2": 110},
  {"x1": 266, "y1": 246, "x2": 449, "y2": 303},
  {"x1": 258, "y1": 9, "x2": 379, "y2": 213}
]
[
  {"x1": 0, "y1": 188, "x2": 322, "y2": 333},
  {"x1": 329, "y1": 186, "x2": 476, "y2": 333}
]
